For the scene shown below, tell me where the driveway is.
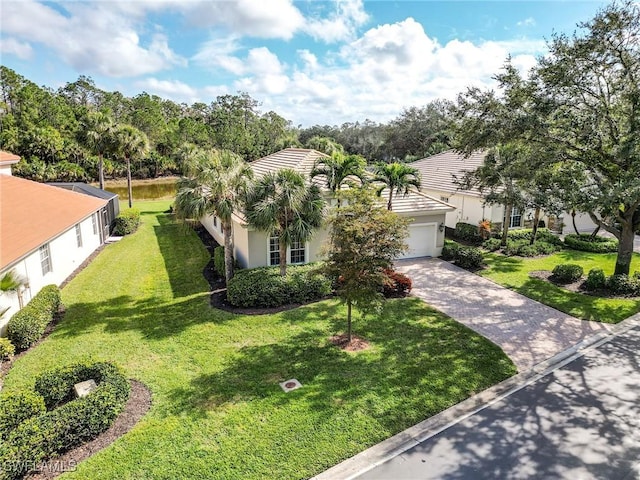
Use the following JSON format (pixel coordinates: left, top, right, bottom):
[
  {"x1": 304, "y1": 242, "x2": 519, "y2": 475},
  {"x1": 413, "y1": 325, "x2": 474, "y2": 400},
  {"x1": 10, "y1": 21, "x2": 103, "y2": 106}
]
[
  {"x1": 395, "y1": 258, "x2": 611, "y2": 371},
  {"x1": 358, "y1": 323, "x2": 640, "y2": 480}
]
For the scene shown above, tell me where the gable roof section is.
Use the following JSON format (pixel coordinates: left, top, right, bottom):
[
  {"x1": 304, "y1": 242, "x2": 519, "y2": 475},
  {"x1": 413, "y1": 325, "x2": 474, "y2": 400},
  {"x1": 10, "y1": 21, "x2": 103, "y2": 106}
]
[
  {"x1": 411, "y1": 150, "x2": 487, "y2": 197},
  {"x1": 249, "y1": 148, "x2": 330, "y2": 187},
  {"x1": 47, "y1": 182, "x2": 118, "y2": 200},
  {"x1": 1, "y1": 175, "x2": 108, "y2": 269},
  {"x1": 385, "y1": 190, "x2": 455, "y2": 215}
]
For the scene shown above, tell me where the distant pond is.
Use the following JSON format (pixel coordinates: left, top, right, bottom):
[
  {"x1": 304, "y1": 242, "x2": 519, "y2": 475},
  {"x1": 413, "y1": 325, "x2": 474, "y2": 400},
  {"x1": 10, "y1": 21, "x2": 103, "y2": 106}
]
[{"x1": 104, "y1": 178, "x2": 177, "y2": 200}]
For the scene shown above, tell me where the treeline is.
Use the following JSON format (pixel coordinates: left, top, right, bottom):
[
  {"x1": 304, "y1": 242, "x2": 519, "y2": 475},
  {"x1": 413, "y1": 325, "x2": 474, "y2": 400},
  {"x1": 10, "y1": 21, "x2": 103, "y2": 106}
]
[{"x1": 0, "y1": 66, "x2": 454, "y2": 183}]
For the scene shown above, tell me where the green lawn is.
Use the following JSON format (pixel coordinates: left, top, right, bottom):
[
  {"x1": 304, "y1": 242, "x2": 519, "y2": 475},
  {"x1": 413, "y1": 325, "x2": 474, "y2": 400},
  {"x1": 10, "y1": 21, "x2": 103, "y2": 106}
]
[
  {"x1": 4, "y1": 201, "x2": 516, "y2": 479},
  {"x1": 481, "y1": 249, "x2": 640, "y2": 323}
]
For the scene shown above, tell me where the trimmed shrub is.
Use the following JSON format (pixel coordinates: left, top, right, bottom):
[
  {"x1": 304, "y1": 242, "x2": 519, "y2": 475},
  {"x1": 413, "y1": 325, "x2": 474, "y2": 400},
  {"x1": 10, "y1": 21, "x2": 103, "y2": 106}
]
[
  {"x1": 214, "y1": 246, "x2": 226, "y2": 278},
  {"x1": 227, "y1": 264, "x2": 332, "y2": 308},
  {"x1": 441, "y1": 240, "x2": 461, "y2": 260},
  {"x1": 507, "y1": 228, "x2": 564, "y2": 246},
  {"x1": 584, "y1": 268, "x2": 606, "y2": 291},
  {"x1": 482, "y1": 238, "x2": 502, "y2": 252},
  {"x1": 7, "y1": 285, "x2": 61, "y2": 351},
  {"x1": 564, "y1": 234, "x2": 618, "y2": 253},
  {"x1": 607, "y1": 274, "x2": 640, "y2": 296},
  {"x1": 454, "y1": 247, "x2": 484, "y2": 270},
  {"x1": 552, "y1": 264, "x2": 584, "y2": 284},
  {"x1": 454, "y1": 222, "x2": 482, "y2": 244},
  {"x1": 0, "y1": 337, "x2": 15, "y2": 361},
  {"x1": 383, "y1": 269, "x2": 412, "y2": 297},
  {"x1": 0, "y1": 362, "x2": 130, "y2": 480},
  {"x1": 0, "y1": 391, "x2": 46, "y2": 441},
  {"x1": 502, "y1": 239, "x2": 561, "y2": 257},
  {"x1": 113, "y1": 208, "x2": 141, "y2": 236}
]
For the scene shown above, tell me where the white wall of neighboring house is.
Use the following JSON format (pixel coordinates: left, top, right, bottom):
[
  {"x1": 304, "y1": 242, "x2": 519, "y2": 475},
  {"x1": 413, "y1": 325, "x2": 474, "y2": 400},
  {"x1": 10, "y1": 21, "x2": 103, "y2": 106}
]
[
  {"x1": 561, "y1": 212, "x2": 599, "y2": 234},
  {"x1": 0, "y1": 213, "x2": 102, "y2": 334},
  {"x1": 421, "y1": 188, "x2": 504, "y2": 228}
]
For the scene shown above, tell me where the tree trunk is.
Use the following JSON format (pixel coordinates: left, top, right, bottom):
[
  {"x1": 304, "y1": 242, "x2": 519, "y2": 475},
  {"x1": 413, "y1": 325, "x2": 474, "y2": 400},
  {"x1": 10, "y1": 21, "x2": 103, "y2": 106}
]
[
  {"x1": 571, "y1": 209, "x2": 579, "y2": 235},
  {"x1": 347, "y1": 300, "x2": 352, "y2": 344},
  {"x1": 590, "y1": 225, "x2": 600, "y2": 238},
  {"x1": 279, "y1": 237, "x2": 287, "y2": 277},
  {"x1": 223, "y1": 221, "x2": 234, "y2": 284},
  {"x1": 387, "y1": 189, "x2": 393, "y2": 210},
  {"x1": 98, "y1": 153, "x2": 105, "y2": 190},
  {"x1": 530, "y1": 207, "x2": 541, "y2": 245},
  {"x1": 126, "y1": 156, "x2": 133, "y2": 208},
  {"x1": 614, "y1": 222, "x2": 635, "y2": 276},
  {"x1": 501, "y1": 203, "x2": 513, "y2": 246}
]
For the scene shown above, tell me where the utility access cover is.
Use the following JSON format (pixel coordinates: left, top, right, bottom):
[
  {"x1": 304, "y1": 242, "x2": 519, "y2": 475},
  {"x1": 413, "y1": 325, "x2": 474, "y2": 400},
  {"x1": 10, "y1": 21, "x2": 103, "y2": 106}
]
[{"x1": 279, "y1": 379, "x2": 302, "y2": 392}]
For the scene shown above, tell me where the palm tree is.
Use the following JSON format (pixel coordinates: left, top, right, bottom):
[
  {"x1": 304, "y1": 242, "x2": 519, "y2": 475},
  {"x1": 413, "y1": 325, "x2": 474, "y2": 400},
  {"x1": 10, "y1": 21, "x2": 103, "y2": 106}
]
[
  {"x1": 174, "y1": 149, "x2": 253, "y2": 283},
  {"x1": 373, "y1": 162, "x2": 421, "y2": 210},
  {"x1": 244, "y1": 169, "x2": 325, "y2": 276},
  {"x1": 0, "y1": 269, "x2": 27, "y2": 316},
  {"x1": 83, "y1": 111, "x2": 114, "y2": 189},
  {"x1": 115, "y1": 125, "x2": 149, "y2": 208},
  {"x1": 310, "y1": 152, "x2": 367, "y2": 205}
]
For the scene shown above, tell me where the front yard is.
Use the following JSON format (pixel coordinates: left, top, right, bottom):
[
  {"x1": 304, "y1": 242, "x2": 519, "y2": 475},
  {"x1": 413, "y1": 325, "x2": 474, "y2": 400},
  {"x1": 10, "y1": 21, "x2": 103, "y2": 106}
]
[
  {"x1": 3, "y1": 201, "x2": 516, "y2": 479},
  {"x1": 481, "y1": 249, "x2": 640, "y2": 323}
]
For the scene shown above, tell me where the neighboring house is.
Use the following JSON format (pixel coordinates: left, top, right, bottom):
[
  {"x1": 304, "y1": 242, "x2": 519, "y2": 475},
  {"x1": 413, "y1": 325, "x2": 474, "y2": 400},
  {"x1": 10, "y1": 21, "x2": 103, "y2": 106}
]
[
  {"x1": 0, "y1": 151, "x2": 109, "y2": 334},
  {"x1": 48, "y1": 182, "x2": 120, "y2": 235},
  {"x1": 200, "y1": 148, "x2": 454, "y2": 269},
  {"x1": 412, "y1": 150, "x2": 556, "y2": 231}
]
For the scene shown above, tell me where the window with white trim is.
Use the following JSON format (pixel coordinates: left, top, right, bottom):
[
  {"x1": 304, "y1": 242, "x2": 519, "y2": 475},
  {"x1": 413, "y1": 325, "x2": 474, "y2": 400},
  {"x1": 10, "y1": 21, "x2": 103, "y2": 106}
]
[
  {"x1": 510, "y1": 207, "x2": 522, "y2": 228},
  {"x1": 269, "y1": 235, "x2": 280, "y2": 266},
  {"x1": 40, "y1": 244, "x2": 52, "y2": 275},
  {"x1": 75, "y1": 224, "x2": 83, "y2": 248},
  {"x1": 92, "y1": 213, "x2": 98, "y2": 235},
  {"x1": 290, "y1": 238, "x2": 306, "y2": 264},
  {"x1": 440, "y1": 196, "x2": 449, "y2": 203}
]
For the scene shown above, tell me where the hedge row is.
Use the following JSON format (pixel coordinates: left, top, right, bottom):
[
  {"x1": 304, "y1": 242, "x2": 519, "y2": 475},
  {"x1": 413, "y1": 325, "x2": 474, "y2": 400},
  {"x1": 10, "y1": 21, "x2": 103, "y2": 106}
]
[
  {"x1": 227, "y1": 264, "x2": 332, "y2": 308},
  {"x1": 113, "y1": 208, "x2": 141, "y2": 236},
  {"x1": 564, "y1": 234, "x2": 618, "y2": 253},
  {"x1": 441, "y1": 241, "x2": 484, "y2": 270},
  {"x1": 7, "y1": 285, "x2": 61, "y2": 351},
  {"x1": 453, "y1": 222, "x2": 483, "y2": 244},
  {"x1": 0, "y1": 362, "x2": 130, "y2": 480},
  {"x1": 506, "y1": 228, "x2": 564, "y2": 246}
]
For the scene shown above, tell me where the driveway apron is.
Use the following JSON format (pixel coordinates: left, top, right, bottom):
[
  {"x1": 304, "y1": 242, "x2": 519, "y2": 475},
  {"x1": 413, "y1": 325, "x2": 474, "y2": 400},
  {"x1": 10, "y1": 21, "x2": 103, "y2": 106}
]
[{"x1": 395, "y1": 258, "x2": 611, "y2": 371}]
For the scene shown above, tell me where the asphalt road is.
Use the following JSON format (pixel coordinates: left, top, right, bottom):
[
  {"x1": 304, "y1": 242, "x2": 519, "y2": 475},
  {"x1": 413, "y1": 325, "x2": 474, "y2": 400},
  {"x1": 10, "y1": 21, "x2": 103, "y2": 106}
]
[{"x1": 358, "y1": 326, "x2": 640, "y2": 480}]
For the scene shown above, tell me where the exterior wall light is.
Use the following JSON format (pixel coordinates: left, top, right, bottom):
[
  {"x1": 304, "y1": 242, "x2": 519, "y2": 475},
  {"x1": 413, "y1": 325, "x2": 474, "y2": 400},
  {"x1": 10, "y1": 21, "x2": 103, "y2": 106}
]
[{"x1": 438, "y1": 222, "x2": 445, "y2": 232}]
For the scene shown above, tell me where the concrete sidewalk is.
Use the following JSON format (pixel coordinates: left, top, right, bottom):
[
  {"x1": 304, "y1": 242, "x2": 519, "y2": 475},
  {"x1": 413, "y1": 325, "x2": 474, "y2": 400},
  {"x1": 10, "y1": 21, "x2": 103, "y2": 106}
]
[{"x1": 395, "y1": 258, "x2": 612, "y2": 371}]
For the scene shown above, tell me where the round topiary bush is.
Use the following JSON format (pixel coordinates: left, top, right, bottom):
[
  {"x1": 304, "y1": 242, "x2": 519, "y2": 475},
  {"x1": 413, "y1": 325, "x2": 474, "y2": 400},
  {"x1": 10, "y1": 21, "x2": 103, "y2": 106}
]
[
  {"x1": 584, "y1": 268, "x2": 606, "y2": 291},
  {"x1": 482, "y1": 238, "x2": 502, "y2": 252},
  {"x1": 441, "y1": 240, "x2": 461, "y2": 260},
  {"x1": 564, "y1": 234, "x2": 618, "y2": 253},
  {"x1": 0, "y1": 361, "x2": 130, "y2": 480},
  {"x1": 607, "y1": 274, "x2": 640, "y2": 296},
  {"x1": 552, "y1": 264, "x2": 584, "y2": 284},
  {"x1": 454, "y1": 246, "x2": 484, "y2": 270}
]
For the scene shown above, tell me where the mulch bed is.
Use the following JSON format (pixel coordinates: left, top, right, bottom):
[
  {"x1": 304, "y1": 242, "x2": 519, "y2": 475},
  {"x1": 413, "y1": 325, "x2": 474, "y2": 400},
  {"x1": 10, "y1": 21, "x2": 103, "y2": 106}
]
[
  {"x1": 529, "y1": 270, "x2": 640, "y2": 299},
  {"x1": 26, "y1": 379, "x2": 152, "y2": 480},
  {"x1": 330, "y1": 334, "x2": 370, "y2": 352},
  {"x1": 209, "y1": 289, "x2": 333, "y2": 315}
]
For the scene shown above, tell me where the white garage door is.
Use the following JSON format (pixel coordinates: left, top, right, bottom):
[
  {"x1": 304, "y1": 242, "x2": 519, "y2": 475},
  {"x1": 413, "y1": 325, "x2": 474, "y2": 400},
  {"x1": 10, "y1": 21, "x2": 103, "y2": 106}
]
[{"x1": 401, "y1": 223, "x2": 437, "y2": 259}]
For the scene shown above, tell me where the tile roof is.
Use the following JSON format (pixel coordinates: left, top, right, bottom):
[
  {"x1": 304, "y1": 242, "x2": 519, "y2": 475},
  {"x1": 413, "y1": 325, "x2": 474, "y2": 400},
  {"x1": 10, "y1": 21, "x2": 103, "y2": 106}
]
[
  {"x1": 1, "y1": 175, "x2": 107, "y2": 269},
  {"x1": 249, "y1": 148, "x2": 330, "y2": 187},
  {"x1": 0, "y1": 150, "x2": 20, "y2": 165},
  {"x1": 411, "y1": 150, "x2": 487, "y2": 197},
  {"x1": 383, "y1": 189, "x2": 455, "y2": 215}
]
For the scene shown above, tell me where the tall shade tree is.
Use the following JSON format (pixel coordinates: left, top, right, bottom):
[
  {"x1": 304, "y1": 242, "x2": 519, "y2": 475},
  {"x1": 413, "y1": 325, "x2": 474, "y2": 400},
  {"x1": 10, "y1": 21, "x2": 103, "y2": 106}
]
[
  {"x1": 373, "y1": 162, "x2": 421, "y2": 210},
  {"x1": 310, "y1": 152, "x2": 368, "y2": 205},
  {"x1": 322, "y1": 188, "x2": 409, "y2": 344},
  {"x1": 305, "y1": 136, "x2": 345, "y2": 156},
  {"x1": 115, "y1": 125, "x2": 149, "y2": 208},
  {"x1": 174, "y1": 149, "x2": 253, "y2": 283},
  {"x1": 82, "y1": 110, "x2": 114, "y2": 189},
  {"x1": 244, "y1": 169, "x2": 325, "y2": 276}
]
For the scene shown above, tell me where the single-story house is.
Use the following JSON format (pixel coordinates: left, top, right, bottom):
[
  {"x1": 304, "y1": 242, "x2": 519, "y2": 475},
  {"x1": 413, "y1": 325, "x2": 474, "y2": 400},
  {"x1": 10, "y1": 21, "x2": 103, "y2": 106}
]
[
  {"x1": 201, "y1": 148, "x2": 455, "y2": 269},
  {"x1": 0, "y1": 151, "x2": 109, "y2": 334},
  {"x1": 48, "y1": 182, "x2": 120, "y2": 236},
  {"x1": 411, "y1": 150, "x2": 557, "y2": 231}
]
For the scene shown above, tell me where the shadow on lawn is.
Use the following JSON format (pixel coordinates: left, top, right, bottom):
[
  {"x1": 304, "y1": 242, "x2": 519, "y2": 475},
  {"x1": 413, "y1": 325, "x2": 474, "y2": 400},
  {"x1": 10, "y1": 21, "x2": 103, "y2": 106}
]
[
  {"x1": 517, "y1": 278, "x2": 640, "y2": 323},
  {"x1": 164, "y1": 299, "x2": 515, "y2": 430},
  {"x1": 484, "y1": 254, "x2": 523, "y2": 274}
]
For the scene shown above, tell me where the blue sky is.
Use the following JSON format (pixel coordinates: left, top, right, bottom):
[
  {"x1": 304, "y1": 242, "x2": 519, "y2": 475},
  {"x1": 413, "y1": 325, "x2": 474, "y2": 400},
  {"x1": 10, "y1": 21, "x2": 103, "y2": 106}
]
[{"x1": 1, "y1": 0, "x2": 609, "y2": 126}]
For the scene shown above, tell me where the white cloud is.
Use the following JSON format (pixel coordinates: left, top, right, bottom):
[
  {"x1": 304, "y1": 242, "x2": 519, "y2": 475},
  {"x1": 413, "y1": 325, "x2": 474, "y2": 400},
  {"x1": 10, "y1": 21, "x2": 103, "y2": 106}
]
[
  {"x1": 1, "y1": 0, "x2": 185, "y2": 77},
  {"x1": 135, "y1": 78, "x2": 198, "y2": 103},
  {"x1": 0, "y1": 37, "x2": 33, "y2": 60},
  {"x1": 306, "y1": 0, "x2": 369, "y2": 43},
  {"x1": 517, "y1": 17, "x2": 537, "y2": 27}
]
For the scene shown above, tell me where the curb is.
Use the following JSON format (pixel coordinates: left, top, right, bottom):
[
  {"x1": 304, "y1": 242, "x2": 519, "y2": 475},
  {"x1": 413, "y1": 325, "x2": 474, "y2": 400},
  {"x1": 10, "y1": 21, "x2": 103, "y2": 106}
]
[{"x1": 313, "y1": 312, "x2": 640, "y2": 480}]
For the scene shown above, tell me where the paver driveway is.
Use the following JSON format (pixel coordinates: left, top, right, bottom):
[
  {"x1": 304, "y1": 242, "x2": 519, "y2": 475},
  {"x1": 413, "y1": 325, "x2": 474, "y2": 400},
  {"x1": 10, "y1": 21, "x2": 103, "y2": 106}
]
[{"x1": 395, "y1": 258, "x2": 611, "y2": 371}]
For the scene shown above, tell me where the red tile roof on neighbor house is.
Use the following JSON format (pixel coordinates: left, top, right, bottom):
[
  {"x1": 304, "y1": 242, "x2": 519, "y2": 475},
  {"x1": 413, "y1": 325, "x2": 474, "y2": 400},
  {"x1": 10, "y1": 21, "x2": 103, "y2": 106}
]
[{"x1": 0, "y1": 175, "x2": 108, "y2": 269}]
